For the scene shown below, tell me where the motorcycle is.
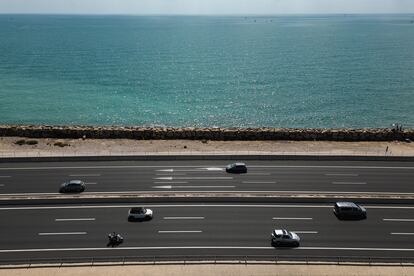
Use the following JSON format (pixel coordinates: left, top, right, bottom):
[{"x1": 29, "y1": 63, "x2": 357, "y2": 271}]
[{"x1": 107, "y1": 232, "x2": 124, "y2": 247}]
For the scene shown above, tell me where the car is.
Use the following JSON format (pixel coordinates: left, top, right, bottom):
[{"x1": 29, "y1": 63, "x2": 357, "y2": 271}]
[
  {"x1": 225, "y1": 162, "x2": 247, "y2": 174},
  {"x1": 128, "y1": 207, "x2": 153, "y2": 221},
  {"x1": 59, "y1": 180, "x2": 85, "y2": 193},
  {"x1": 333, "y1": 202, "x2": 367, "y2": 220},
  {"x1": 271, "y1": 229, "x2": 300, "y2": 247}
]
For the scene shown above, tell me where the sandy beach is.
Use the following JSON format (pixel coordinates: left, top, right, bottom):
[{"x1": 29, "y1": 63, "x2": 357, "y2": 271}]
[{"x1": 1, "y1": 137, "x2": 413, "y2": 157}]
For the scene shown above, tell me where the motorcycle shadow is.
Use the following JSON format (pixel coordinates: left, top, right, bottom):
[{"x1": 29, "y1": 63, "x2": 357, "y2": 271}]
[{"x1": 107, "y1": 241, "x2": 123, "y2": 247}]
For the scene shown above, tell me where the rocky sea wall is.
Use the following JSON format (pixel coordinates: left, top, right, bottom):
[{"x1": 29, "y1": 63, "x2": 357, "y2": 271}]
[{"x1": 0, "y1": 125, "x2": 413, "y2": 141}]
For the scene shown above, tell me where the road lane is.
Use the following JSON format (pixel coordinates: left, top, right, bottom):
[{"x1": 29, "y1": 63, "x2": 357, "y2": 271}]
[
  {"x1": 0, "y1": 160, "x2": 413, "y2": 194},
  {"x1": 0, "y1": 203, "x2": 413, "y2": 261}
]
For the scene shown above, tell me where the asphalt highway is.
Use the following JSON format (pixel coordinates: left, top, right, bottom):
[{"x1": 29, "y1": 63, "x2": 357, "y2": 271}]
[
  {"x1": 0, "y1": 203, "x2": 413, "y2": 262},
  {"x1": 0, "y1": 160, "x2": 413, "y2": 195}
]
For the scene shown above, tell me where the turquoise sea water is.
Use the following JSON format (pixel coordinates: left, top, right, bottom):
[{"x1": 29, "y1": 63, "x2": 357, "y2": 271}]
[{"x1": 0, "y1": 15, "x2": 413, "y2": 128}]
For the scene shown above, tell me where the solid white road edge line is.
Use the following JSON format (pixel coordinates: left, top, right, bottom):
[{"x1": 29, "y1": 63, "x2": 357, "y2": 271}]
[
  {"x1": 1, "y1": 246, "x2": 414, "y2": 253},
  {"x1": 273, "y1": 217, "x2": 313, "y2": 220},
  {"x1": 390, "y1": 233, "x2": 414, "y2": 235},
  {"x1": 38, "y1": 232, "x2": 87, "y2": 235},
  {"x1": 292, "y1": 231, "x2": 318, "y2": 234},
  {"x1": 3, "y1": 190, "x2": 414, "y2": 196},
  {"x1": 163, "y1": 217, "x2": 205, "y2": 220},
  {"x1": 84, "y1": 182, "x2": 97, "y2": 185},
  {"x1": 158, "y1": 231, "x2": 202, "y2": 233},
  {"x1": 55, "y1": 218, "x2": 96, "y2": 221},
  {"x1": 383, "y1": 219, "x2": 414, "y2": 222},
  {"x1": 2, "y1": 204, "x2": 414, "y2": 211}
]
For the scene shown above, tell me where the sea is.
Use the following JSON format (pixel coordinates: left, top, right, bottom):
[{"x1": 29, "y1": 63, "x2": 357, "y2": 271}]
[{"x1": 0, "y1": 14, "x2": 413, "y2": 128}]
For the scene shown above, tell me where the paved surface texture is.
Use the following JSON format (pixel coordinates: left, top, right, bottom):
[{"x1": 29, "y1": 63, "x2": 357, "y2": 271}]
[
  {"x1": 0, "y1": 160, "x2": 413, "y2": 195},
  {"x1": 0, "y1": 203, "x2": 413, "y2": 261},
  {"x1": 1, "y1": 137, "x2": 414, "y2": 157},
  {"x1": 1, "y1": 264, "x2": 413, "y2": 276}
]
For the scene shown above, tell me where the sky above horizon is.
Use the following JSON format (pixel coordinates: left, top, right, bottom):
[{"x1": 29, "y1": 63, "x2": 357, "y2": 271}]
[{"x1": 0, "y1": 0, "x2": 413, "y2": 14}]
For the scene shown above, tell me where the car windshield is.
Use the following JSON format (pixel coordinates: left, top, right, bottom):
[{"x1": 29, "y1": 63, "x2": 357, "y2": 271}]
[{"x1": 131, "y1": 207, "x2": 145, "y2": 213}]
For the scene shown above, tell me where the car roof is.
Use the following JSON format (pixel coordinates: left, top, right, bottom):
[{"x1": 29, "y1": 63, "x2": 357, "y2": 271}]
[
  {"x1": 274, "y1": 229, "x2": 288, "y2": 235},
  {"x1": 233, "y1": 162, "x2": 246, "y2": 166},
  {"x1": 336, "y1": 202, "x2": 358, "y2": 208},
  {"x1": 130, "y1": 207, "x2": 145, "y2": 213},
  {"x1": 68, "y1": 180, "x2": 83, "y2": 184}
]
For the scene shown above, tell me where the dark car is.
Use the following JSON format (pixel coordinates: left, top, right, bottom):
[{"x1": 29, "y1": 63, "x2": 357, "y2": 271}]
[
  {"x1": 333, "y1": 202, "x2": 367, "y2": 220},
  {"x1": 59, "y1": 180, "x2": 85, "y2": 193},
  {"x1": 225, "y1": 162, "x2": 247, "y2": 174}
]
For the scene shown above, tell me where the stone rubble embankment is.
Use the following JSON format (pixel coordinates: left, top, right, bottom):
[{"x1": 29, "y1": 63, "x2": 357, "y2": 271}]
[{"x1": 0, "y1": 125, "x2": 413, "y2": 141}]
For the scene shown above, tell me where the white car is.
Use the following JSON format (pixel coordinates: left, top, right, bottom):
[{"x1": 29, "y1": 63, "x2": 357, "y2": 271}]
[
  {"x1": 271, "y1": 229, "x2": 300, "y2": 247},
  {"x1": 128, "y1": 207, "x2": 153, "y2": 221}
]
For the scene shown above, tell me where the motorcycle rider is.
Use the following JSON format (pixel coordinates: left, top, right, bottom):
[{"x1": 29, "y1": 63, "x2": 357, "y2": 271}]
[{"x1": 108, "y1": 232, "x2": 123, "y2": 246}]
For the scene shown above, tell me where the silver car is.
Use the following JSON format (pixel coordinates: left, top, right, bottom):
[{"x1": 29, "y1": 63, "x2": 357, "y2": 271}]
[
  {"x1": 128, "y1": 207, "x2": 153, "y2": 221},
  {"x1": 271, "y1": 229, "x2": 300, "y2": 247}
]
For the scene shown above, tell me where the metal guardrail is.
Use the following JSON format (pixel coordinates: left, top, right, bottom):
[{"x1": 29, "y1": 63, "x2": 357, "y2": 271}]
[{"x1": 1, "y1": 255, "x2": 414, "y2": 267}]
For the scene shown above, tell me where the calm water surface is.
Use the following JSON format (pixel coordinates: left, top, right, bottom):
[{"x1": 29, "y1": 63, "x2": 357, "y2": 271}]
[{"x1": 0, "y1": 15, "x2": 413, "y2": 128}]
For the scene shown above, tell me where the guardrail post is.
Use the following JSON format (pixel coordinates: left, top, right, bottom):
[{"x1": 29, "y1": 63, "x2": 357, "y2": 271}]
[
  {"x1": 245, "y1": 256, "x2": 247, "y2": 265},
  {"x1": 91, "y1": 257, "x2": 94, "y2": 266},
  {"x1": 122, "y1": 257, "x2": 125, "y2": 265}
]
